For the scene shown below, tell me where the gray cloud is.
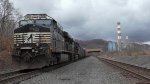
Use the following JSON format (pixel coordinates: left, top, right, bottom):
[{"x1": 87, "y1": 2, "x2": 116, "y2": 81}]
[{"x1": 10, "y1": 0, "x2": 150, "y2": 42}]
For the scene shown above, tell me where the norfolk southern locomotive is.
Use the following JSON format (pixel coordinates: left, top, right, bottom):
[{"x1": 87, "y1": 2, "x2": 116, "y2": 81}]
[{"x1": 12, "y1": 14, "x2": 85, "y2": 69}]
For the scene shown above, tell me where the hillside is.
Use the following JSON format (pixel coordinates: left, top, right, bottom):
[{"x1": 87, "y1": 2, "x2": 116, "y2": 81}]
[{"x1": 77, "y1": 39, "x2": 108, "y2": 51}]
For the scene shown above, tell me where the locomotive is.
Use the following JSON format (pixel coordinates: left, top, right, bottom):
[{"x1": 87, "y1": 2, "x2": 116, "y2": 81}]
[{"x1": 12, "y1": 14, "x2": 85, "y2": 69}]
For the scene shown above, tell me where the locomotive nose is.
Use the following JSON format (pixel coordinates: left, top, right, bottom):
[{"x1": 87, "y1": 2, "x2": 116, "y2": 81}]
[{"x1": 21, "y1": 52, "x2": 33, "y2": 62}]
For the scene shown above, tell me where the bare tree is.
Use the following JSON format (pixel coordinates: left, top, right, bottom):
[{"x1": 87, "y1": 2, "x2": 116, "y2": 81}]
[{"x1": 0, "y1": 0, "x2": 22, "y2": 51}]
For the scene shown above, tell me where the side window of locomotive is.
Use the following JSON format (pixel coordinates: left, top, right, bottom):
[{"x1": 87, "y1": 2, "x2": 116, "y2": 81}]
[
  {"x1": 53, "y1": 24, "x2": 57, "y2": 31},
  {"x1": 57, "y1": 23, "x2": 63, "y2": 35},
  {"x1": 57, "y1": 24, "x2": 60, "y2": 33},
  {"x1": 53, "y1": 25, "x2": 58, "y2": 33},
  {"x1": 54, "y1": 23, "x2": 61, "y2": 33},
  {"x1": 35, "y1": 19, "x2": 51, "y2": 27}
]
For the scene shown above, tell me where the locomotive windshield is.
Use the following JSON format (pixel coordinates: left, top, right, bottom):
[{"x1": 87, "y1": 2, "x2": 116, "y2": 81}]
[
  {"x1": 19, "y1": 19, "x2": 52, "y2": 27},
  {"x1": 20, "y1": 20, "x2": 34, "y2": 26},
  {"x1": 35, "y1": 20, "x2": 51, "y2": 26}
]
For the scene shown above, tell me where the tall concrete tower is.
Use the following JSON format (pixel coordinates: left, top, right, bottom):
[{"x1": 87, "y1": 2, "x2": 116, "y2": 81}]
[
  {"x1": 117, "y1": 22, "x2": 122, "y2": 51},
  {"x1": 126, "y1": 35, "x2": 129, "y2": 49}
]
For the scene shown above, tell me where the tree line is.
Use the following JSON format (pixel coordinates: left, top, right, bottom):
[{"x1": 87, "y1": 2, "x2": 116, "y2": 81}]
[{"x1": 0, "y1": 0, "x2": 22, "y2": 51}]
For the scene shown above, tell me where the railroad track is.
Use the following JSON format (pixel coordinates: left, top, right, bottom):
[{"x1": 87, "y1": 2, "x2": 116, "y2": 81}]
[
  {"x1": 0, "y1": 57, "x2": 86, "y2": 84},
  {"x1": 96, "y1": 56, "x2": 150, "y2": 84}
]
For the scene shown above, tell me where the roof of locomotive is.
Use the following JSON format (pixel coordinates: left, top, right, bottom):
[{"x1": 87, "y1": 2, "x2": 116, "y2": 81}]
[{"x1": 24, "y1": 14, "x2": 53, "y2": 20}]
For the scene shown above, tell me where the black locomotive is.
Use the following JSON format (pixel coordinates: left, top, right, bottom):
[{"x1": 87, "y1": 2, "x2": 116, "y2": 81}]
[{"x1": 12, "y1": 14, "x2": 85, "y2": 69}]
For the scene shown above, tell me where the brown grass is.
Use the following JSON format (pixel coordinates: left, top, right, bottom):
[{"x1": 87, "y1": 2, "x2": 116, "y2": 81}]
[{"x1": 0, "y1": 37, "x2": 13, "y2": 65}]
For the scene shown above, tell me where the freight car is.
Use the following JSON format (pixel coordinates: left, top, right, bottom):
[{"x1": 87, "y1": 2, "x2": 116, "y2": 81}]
[{"x1": 12, "y1": 14, "x2": 85, "y2": 69}]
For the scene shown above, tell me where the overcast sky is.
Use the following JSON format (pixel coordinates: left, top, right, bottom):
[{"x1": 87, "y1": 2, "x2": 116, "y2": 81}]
[{"x1": 10, "y1": 0, "x2": 150, "y2": 42}]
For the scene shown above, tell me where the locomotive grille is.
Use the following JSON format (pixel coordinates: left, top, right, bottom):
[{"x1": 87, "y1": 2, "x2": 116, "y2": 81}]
[{"x1": 14, "y1": 32, "x2": 52, "y2": 44}]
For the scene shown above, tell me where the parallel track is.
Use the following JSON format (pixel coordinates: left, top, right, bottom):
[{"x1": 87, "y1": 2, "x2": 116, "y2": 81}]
[
  {"x1": 0, "y1": 69, "x2": 41, "y2": 84},
  {"x1": 96, "y1": 56, "x2": 150, "y2": 84},
  {"x1": 0, "y1": 57, "x2": 86, "y2": 84}
]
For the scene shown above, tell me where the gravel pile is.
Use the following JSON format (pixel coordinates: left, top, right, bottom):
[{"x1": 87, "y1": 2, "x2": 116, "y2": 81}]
[
  {"x1": 104, "y1": 55, "x2": 150, "y2": 69},
  {"x1": 20, "y1": 56, "x2": 135, "y2": 84}
]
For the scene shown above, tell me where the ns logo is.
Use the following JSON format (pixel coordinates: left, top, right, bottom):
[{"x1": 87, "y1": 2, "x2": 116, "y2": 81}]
[{"x1": 24, "y1": 34, "x2": 34, "y2": 43}]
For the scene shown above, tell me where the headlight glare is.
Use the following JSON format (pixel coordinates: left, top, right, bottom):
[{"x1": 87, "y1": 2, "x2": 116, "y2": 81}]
[
  {"x1": 36, "y1": 43, "x2": 39, "y2": 46},
  {"x1": 16, "y1": 44, "x2": 19, "y2": 46}
]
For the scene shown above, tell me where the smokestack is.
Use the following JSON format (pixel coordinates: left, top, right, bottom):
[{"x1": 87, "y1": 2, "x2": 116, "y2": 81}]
[
  {"x1": 117, "y1": 22, "x2": 122, "y2": 51},
  {"x1": 126, "y1": 35, "x2": 129, "y2": 49}
]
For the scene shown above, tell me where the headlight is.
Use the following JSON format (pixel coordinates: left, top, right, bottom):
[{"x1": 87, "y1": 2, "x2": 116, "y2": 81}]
[
  {"x1": 16, "y1": 44, "x2": 19, "y2": 46},
  {"x1": 36, "y1": 43, "x2": 39, "y2": 46},
  {"x1": 32, "y1": 49, "x2": 35, "y2": 52}
]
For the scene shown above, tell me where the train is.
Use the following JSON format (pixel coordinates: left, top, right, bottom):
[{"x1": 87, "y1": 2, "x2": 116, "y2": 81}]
[{"x1": 12, "y1": 14, "x2": 86, "y2": 69}]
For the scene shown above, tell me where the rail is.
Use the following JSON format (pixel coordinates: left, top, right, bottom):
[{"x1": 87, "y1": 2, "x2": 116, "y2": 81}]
[{"x1": 96, "y1": 56, "x2": 150, "y2": 83}]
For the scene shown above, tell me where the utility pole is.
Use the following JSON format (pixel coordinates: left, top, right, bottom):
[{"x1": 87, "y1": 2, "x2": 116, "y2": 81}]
[{"x1": 117, "y1": 22, "x2": 122, "y2": 51}]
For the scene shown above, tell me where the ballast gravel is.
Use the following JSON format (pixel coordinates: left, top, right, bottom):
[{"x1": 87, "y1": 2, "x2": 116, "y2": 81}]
[
  {"x1": 104, "y1": 55, "x2": 150, "y2": 69},
  {"x1": 20, "y1": 56, "x2": 135, "y2": 84}
]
